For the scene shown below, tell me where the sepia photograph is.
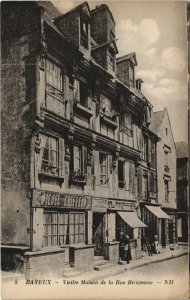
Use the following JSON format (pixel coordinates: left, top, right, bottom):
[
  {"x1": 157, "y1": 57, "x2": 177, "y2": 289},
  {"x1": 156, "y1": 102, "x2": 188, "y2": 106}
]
[{"x1": 1, "y1": 1, "x2": 189, "y2": 299}]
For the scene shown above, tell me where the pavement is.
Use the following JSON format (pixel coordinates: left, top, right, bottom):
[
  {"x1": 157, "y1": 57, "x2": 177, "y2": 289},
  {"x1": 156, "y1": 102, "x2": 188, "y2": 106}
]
[
  {"x1": 80, "y1": 244, "x2": 188, "y2": 281},
  {"x1": 1, "y1": 244, "x2": 188, "y2": 283}
]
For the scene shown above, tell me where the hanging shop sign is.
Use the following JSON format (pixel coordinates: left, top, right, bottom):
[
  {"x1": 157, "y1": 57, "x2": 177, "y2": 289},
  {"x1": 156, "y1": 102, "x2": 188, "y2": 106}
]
[{"x1": 32, "y1": 190, "x2": 92, "y2": 209}]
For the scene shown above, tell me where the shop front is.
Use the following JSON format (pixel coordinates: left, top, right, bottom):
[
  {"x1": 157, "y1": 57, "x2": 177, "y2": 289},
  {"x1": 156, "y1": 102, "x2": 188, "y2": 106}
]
[
  {"x1": 92, "y1": 197, "x2": 108, "y2": 257},
  {"x1": 25, "y1": 189, "x2": 95, "y2": 278},
  {"x1": 108, "y1": 200, "x2": 147, "y2": 261},
  {"x1": 142, "y1": 204, "x2": 170, "y2": 250}
]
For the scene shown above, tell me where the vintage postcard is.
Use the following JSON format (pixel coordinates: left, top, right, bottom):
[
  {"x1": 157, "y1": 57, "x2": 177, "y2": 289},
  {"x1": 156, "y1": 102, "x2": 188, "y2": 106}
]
[{"x1": 1, "y1": 1, "x2": 189, "y2": 299}]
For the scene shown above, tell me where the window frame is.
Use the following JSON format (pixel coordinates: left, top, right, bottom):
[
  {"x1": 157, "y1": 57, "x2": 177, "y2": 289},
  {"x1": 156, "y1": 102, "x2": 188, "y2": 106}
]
[
  {"x1": 99, "y1": 152, "x2": 109, "y2": 186},
  {"x1": 41, "y1": 135, "x2": 59, "y2": 176},
  {"x1": 45, "y1": 59, "x2": 64, "y2": 104},
  {"x1": 43, "y1": 210, "x2": 85, "y2": 247},
  {"x1": 118, "y1": 160, "x2": 125, "y2": 189},
  {"x1": 164, "y1": 180, "x2": 169, "y2": 202},
  {"x1": 142, "y1": 174, "x2": 148, "y2": 200},
  {"x1": 80, "y1": 15, "x2": 89, "y2": 49}
]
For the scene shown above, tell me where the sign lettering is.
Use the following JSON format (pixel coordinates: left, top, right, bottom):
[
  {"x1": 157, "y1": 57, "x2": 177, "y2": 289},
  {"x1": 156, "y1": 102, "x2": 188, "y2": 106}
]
[{"x1": 34, "y1": 190, "x2": 91, "y2": 209}]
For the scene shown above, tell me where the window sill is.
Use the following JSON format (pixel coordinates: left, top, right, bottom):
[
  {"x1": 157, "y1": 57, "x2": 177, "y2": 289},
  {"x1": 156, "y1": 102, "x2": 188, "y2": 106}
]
[
  {"x1": 120, "y1": 126, "x2": 133, "y2": 137},
  {"x1": 38, "y1": 172, "x2": 64, "y2": 186},
  {"x1": 74, "y1": 102, "x2": 93, "y2": 117},
  {"x1": 100, "y1": 114, "x2": 118, "y2": 128}
]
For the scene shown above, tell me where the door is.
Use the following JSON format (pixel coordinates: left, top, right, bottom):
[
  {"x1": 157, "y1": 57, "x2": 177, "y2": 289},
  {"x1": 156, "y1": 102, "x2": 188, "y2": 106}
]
[
  {"x1": 168, "y1": 222, "x2": 174, "y2": 244},
  {"x1": 92, "y1": 213, "x2": 104, "y2": 256},
  {"x1": 161, "y1": 219, "x2": 166, "y2": 246}
]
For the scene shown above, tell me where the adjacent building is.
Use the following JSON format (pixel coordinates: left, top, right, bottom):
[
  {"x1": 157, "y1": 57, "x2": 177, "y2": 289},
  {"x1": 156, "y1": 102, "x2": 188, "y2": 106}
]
[
  {"x1": 2, "y1": 1, "x2": 175, "y2": 278},
  {"x1": 153, "y1": 108, "x2": 177, "y2": 247},
  {"x1": 176, "y1": 142, "x2": 188, "y2": 243}
]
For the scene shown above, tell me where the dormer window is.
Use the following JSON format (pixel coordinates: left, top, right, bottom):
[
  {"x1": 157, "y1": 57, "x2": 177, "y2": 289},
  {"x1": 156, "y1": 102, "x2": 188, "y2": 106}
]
[
  {"x1": 129, "y1": 63, "x2": 134, "y2": 87},
  {"x1": 108, "y1": 48, "x2": 115, "y2": 71},
  {"x1": 80, "y1": 16, "x2": 89, "y2": 49}
]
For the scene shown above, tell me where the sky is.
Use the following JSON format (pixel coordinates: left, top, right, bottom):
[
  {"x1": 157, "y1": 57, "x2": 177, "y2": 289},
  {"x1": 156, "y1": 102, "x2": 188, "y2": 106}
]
[{"x1": 53, "y1": 1, "x2": 188, "y2": 143}]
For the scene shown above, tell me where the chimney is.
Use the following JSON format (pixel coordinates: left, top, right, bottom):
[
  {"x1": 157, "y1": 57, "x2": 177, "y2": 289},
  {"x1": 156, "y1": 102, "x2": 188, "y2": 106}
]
[
  {"x1": 136, "y1": 78, "x2": 143, "y2": 91},
  {"x1": 91, "y1": 4, "x2": 118, "y2": 73}
]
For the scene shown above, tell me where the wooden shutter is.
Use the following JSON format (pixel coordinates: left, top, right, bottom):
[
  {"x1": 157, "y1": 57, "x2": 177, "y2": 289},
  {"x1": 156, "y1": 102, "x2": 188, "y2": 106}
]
[
  {"x1": 83, "y1": 146, "x2": 87, "y2": 175},
  {"x1": 148, "y1": 139, "x2": 152, "y2": 163},
  {"x1": 59, "y1": 138, "x2": 64, "y2": 177},
  {"x1": 137, "y1": 167, "x2": 143, "y2": 200},
  {"x1": 129, "y1": 162, "x2": 135, "y2": 194},
  {"x1": 125, "y1": 161, "x2": 129, "y2": 191}
]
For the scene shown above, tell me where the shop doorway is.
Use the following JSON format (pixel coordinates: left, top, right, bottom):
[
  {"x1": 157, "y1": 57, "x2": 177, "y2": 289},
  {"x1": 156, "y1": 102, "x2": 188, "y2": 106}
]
[
  {"x1": 92, "y1": 213, "x2": 104, "y2": 256},
  {"x1": 161, "y1": 219, "x2": 166, "y2": 246},
  {"x1": 168, "y1": 222, "x2": 174, "y2": 244}
]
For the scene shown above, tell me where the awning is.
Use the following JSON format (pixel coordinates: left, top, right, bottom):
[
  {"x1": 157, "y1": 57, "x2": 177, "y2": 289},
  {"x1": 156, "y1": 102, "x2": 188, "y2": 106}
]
[
  {"x1": 118, "y1": 211, "x2": 147, "y2": 228},
  {"x1": 145, "y1": 205, "x2": 170, "y2": 219}
]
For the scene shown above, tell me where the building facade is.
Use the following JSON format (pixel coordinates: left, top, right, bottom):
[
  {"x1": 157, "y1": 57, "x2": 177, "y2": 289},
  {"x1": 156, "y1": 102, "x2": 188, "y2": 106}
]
[
  {"x1": 153, "y1": 108, "x2": 177, "y2": 247},
  {"x1": 2, "y1": 1, "x2": 164, "y2": 278},
  {"x1": 176, "y1": 142, "x2": 188, "y2": 243}
]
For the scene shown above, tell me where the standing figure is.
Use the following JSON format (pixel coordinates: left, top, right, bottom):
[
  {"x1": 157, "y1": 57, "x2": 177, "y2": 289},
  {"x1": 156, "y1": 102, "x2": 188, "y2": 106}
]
[{"x1": 125, "y1": 235, "x2": 132, "y2": 264}]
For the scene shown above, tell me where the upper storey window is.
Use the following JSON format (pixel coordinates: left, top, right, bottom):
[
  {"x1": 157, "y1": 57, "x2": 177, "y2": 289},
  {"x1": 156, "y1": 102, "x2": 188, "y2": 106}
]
[
  {"x1": 101, "y1": 94, "x2": 115, "y2": 119},
  {"x1": 46, "y1": 60, "x2": 63, "y2": 103},
  {"x1": 80, "y1": 16, "x2": 89, "y2": 49},
  {"x1": 42, "y1": 136, "x2": 59, "y2": 176}
]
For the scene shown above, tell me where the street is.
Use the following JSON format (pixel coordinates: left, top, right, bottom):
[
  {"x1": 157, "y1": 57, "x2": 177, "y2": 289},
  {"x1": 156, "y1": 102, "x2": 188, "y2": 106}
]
[{"x1": 105, "y1": 255, "x2": 189, "y2": 300}]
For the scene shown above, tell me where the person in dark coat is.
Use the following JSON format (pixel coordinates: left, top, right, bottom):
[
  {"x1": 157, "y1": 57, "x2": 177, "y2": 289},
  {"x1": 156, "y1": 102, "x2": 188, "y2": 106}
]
[
  {"x1": 119, "y1": 232, "x2": 127, "y2": 261},
  {"x1": 125, "y1": 235, "x2": 132, "y2": 264}
]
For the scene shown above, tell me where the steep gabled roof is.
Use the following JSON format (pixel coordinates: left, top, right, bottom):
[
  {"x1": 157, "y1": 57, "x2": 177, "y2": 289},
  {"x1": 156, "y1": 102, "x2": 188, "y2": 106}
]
[
  {"x1": 116, "y1": 52, "x2": 137, "y2": 66},
  {"x1": 153, "y1": 110, "x2": 165, "y2": 134},
  {"x1": 54, "y1": 1, "x2": 91, "y2": 21},
  {"x1": 176, "y1": 142, "x2": 188, "y2": 158}
]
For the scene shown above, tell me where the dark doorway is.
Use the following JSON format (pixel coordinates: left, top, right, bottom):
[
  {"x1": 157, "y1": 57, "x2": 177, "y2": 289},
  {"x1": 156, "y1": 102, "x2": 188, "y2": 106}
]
[
  {"x1": 92, "y1": 213, "x2": 104, "y2": 256},
  {"x1": 161, "y1": 219, "x2": 166, "y2": 246},
  {"x1": 168, "y1": 222, "x2": 174, "y2": 244}
]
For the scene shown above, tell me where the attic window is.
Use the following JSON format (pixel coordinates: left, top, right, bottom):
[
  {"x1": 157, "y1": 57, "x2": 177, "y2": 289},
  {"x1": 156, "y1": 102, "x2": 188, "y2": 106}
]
[
  {"x1": 80, "y1": 16, "x2": 88, "y2": 49},
  {"x1": 166, "y1": 128, "x2": 168, "y2": 136},
  {"x1": 129, "y1": 63, "x2": 134, "y2": 87},
  {"x1": 108, "y1": 48, "x2": 115, "y2": 71}
]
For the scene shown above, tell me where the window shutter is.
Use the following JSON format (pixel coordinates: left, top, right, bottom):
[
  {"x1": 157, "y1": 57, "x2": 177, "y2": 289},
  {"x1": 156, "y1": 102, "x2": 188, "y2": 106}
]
[
  {"x1": 59, "y1": 139, "x2": 64, "y2": 177},
  {"x1": 74, "y1": 79, "x2": 80, "y2": 101},
  {"x1": 109, "y1": 155, "x2": 112, "y2": 175},
  {"x1": 148, "y1": 139, "x2": 152, "y2": 163},
  {"x1": 125, "y1": 161, "x2": 129, "y2": 191},
  {"x1": 70, "y1": 145, "x2": 74, "y2": 172},
  {"x1": 83, "y1": 146, "x2": 87, "y2": 175},
  {"x1": 129, "y1": 162, "x2": 136, "y2": 195},
  {"x1": 137, "y1": 167, "x2": 143, "y2": 200}
]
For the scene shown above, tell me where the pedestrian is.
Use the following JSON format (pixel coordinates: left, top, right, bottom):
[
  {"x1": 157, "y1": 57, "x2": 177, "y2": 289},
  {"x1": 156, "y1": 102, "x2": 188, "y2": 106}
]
[
  {"x1": 125, "y1": 235, "x2": 132, "y2": 264},
  {"x1": 119, "y1": 231, "x2": 127, "y2": 261}
]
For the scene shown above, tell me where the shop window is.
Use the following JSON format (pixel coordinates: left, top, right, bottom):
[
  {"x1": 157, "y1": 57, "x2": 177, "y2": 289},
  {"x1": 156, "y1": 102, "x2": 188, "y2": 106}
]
[
  {"x1": 116, "y1": 214, "x2": 133, "y2": 241},
  {"x1": 41, "y1": 136, "x2": 59, "y2": 175},
  {"x1": 43, "y1": 211, "x2": 85, "y2": 247},
  {"x1": 46, "y1": 60, "x2": 63, "y2": 103},
  {"x1": 164, "y1": 180, "x2": 169, "y2": 202},
  {"x1": 99, "y1": 153, "x2": 109, "y2": 185},
  {"x1": 80, "y1": 17, "x2": 88, "y2": 49},
  {"x1": 142, "y1": 135, "x2": 148, "y2": 161},
  {"x1": 142, "y1": 175, "x2": 148, "y2": 200},
  {"x1": 70, "y1": 145, "x2": 87, "y2": 183},
  {"x1": 118, "y1": 160, "x2": 125, "y2": 189}
]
